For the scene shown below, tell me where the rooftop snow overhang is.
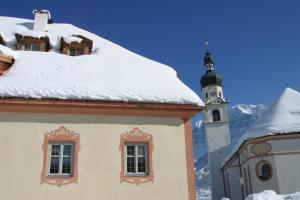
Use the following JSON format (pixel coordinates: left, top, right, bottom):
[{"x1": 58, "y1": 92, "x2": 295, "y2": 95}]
[{"x1": 0, "y1": 97, "x2": 204, "y2": 118}]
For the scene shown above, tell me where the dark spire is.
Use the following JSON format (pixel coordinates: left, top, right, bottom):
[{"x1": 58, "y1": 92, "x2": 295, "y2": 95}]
[
  {"x1": 203, "y1": 37, "x2": 215, "y2": 70},
  {"x1": 200, "y1": 38, "x2": 222, "y2": 88}
]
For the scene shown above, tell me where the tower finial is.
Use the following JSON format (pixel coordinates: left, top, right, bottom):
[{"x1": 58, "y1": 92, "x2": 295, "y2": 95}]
[{"x1": 205, "y1": 35, "x2": 209, "y2": 53}]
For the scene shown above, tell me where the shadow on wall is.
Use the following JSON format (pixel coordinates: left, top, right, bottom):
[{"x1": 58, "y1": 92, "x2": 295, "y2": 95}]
[{"x1": 0, "y1": 112, "x2": 183, "y2": 127}]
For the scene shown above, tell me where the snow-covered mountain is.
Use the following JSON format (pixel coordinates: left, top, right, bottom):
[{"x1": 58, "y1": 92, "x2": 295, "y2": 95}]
[{"x1": 193, "y1": 104, "x2": 266, "y2": 199}]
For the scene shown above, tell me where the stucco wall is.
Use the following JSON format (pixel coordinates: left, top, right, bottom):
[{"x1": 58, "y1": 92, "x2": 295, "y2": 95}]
[
  {"x1": 0, "y1": 112, "x2": 189, "y2": 200},
  {"x1": 225, "y1": 166, "x2": 243, "y2": 200},
  {"x1": 205, "y1": 122, "x2": 230, "y2": 200}
]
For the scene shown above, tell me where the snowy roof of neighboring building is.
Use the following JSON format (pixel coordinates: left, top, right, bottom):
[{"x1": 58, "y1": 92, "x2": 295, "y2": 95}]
[
  {"x1": 0, "y1": 16, "x2": 203, "y2": 106},
  {"x1": 222, "y1": 87, "x2": 300, "y2": 167}
]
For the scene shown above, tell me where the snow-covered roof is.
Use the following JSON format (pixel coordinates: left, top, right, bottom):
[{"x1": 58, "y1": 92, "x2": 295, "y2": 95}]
[
  {"x1": 0, "y1": 16, "x2": 203, "y2": 106},
  {"x1": 15, "y1": 29, "x2": 49, "y2": 39},
  {"x1": 222, "y1": 87, "x2": 300, "y2": 167},
  {"x1": 61, "y1": 35, "x2": 82, "y2": 44}
]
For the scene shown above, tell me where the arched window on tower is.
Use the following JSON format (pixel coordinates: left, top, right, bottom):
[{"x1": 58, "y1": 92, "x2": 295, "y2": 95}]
[{"x1": 212, "y1": 109, "x2": 221, "y2": 122}]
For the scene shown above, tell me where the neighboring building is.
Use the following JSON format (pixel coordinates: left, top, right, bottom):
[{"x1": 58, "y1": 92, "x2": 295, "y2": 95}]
[
  {"x1": 222, "y1": 87, "x2": 300, "y2": 200},
  {"x1": 0, "y1": 11, "x2": 204, "y2": 200},
  {"x1": 200, "y1": 44, "x2": 300, "y2": 200},
  {"x1": 200, "y1": 43, "x2": 231, "y2": 200}
]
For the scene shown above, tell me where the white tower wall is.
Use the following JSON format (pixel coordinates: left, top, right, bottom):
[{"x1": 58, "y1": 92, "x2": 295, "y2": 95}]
[{"x1": 201, "y1": 48, "x2": 231, "y2": 200}]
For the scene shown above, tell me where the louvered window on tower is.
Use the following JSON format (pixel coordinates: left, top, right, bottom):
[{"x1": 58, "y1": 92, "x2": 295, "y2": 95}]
[{"x1": 212, "y1": 109, "x2": 221, "y2": 122}]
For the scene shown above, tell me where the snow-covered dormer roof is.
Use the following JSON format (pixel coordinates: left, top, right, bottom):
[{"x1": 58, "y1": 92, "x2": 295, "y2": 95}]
[
  {"x1": 0, "y1": 16, "x2": 203, "y2": 106},
  {"x1": 222, "y1": 87, "x2": 300, "y2": 167}
]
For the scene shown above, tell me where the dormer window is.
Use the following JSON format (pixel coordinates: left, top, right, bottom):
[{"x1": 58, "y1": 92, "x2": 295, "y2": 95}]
[
  {"x1": 69, "y1": 48, "x2": 84, "y2": 56},
  {"x1": 60, "y1": 35, "x2": 93, "y2": 56},
  {"x1": 15, "y1": 31, "x2": 50, "y2": 52},
  {"x1": 25, "y1": 44, "x2": 40, "y2": 51},
  {"x1": 0, "y1": 54, "x2": 14, "y2": 75},
  {"x1": 0, "y1": 35, "x2": 5, "y2": 46}
]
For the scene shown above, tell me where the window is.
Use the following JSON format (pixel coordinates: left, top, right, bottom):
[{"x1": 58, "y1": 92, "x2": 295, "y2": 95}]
[
  {"x1": 60, "y1": 35, "x2": 93, "y2": 56},
  {"x1": 125, "y1": 143, "x2": 148, "y2": 175},
  {"x1": 25, "y1": 44, "x2": 40, "y2": 51},
  {"x1": 120, "y1": 127, "x2": 154, "y2": 185},
  {"x1": 41, "y1": 126, "x2": 80, "y2": 187},
  {"x1": 219, "y1": 91, "x2": 222, "y2": 97},
  {"x1": 69, "y1": 48, "x2": 84, "y2": 56},
  {"x1": 256, "y1": 160, "x2": 272, "y2": 181},
  {"x1": 206, "y1": 92, "x2": 208, "y2": 98},
  {"x1": 48, "y1": 143, "x2": 74, "y2": 176},
  {"x1": 212, "y1": 109, "x2": 221, "y2": 122}
]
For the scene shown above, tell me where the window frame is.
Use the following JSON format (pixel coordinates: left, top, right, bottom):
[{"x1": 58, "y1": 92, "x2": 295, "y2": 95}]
[
  {"x1": 124, "y1": 143, "x2": 148, "y2": 176},
  {"x1": 47, "y1": 142, "x2": 74, "y2": 177},
  {"x1": 119, "y1": 127, "x2": 154, "y2": 185},
  {"x1": 41, "y1": 126, "x2": 80, "y2": 187},
  {"x1": 24, "y1": 43, "x2": 40, "y2": 51},
  {"x1": 212, "y1": 109, "x2": 221, "y2": 122},
  {"x1": 69, "y1": 48, "x2": 84, "y2": 56},
  {"x1": 255, "y1": 159, "x2": 273, "y2": 181}
]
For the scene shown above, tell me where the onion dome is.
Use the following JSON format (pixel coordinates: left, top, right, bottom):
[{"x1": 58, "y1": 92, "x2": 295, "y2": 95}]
[
  {"x1": 201, "y1": 70, "x2": 222, "y2": 88},
  {"x1": 200, "y1": 50, "x2": 223, "y2": 88}
]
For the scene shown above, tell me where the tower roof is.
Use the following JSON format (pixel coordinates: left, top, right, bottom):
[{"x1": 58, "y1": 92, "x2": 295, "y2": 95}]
[
  {"x1": 200, "y1": 40, "x2": 223, "y2": 88},
  {"x1": 200, "y1": 70, "x2": 222, "y2": 88}
]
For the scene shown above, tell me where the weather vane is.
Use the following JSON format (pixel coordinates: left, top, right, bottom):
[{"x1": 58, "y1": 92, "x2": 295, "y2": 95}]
[{"x1": 204, "y1": 35, "x2": 209, "y2": 53}]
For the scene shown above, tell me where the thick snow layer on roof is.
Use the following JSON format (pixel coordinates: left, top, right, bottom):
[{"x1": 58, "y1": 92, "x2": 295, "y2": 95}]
[
  {"x1": 0, "y1": 44, "x2": 17, "y2": 58},
  {"x1": 0, "y1": 16, "x2": 203, "y2": 105},
  {"x1": 15, "y1": 29, "x2": 49, "y2": 39},
  {"x1": 223, "y1": 87, "x2": 300, "y2": 166},
  {"x1": 62, "y1": 35, "x2": 82, "y2": 44},
  {"x1": 245, "y1": 190, "x2": 300, "y2": 200}
]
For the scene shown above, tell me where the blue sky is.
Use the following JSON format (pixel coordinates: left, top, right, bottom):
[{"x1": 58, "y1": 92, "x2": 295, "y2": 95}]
[{"x1": 1, "y1": 0, "x2": 300, "y2": 106}]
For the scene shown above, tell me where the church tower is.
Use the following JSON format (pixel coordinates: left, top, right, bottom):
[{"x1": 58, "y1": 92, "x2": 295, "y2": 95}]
[{"x1": 201, "y1": 41, "x2": 231, "y2": 200}]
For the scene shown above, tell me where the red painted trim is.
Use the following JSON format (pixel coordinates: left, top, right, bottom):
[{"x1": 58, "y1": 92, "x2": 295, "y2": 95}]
[
  {"x1": 183, "y1": 118, "x2": 196, "y2": 200},
  {"x1": 40, "y1": 126, "x2": 80, "y2": 187},
  {"x1": 119, "y1": 127, "x2": 154, "y2": 185}
]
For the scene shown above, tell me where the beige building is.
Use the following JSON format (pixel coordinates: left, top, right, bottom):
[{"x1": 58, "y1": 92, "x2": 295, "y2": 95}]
[
  {"x1": 222, "y1": 87, "x2": 300, "y2": 200},
  {"x1": 0, "y1": 11, "x2": 203, "y2": 200}
]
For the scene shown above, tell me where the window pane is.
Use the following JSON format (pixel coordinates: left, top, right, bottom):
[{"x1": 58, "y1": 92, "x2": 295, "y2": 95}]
[
  {"x1": 63, "y1": 145, "x2": 72, "y2": 156},
  {"x1": 51, "y1": 145, "x2": 60, "y2": 156},
  {"x1": 138, "y1": 157, "x2": 146, "y2": 173},
  {"x1": 127, "y1": 157, "x2": 135, "y2": 173},
  {"x1": 25, "y1": 44, "x2": 40, "y2": 51},
  {"x1": 62, "y1": 157, "x2": 72, "y2": 174},
  {"x1": 70, "y1": 48, "x2": 84, "y2": 56},
  {"x1": 50, "y1": 157, "x2": 59, "y2": 174},
  {"x1": 127, "y1": 145, "x2": 134, "y2": 156},
  {"x1": 138, "y1": 146, "x2": 145, "y2": 156}
]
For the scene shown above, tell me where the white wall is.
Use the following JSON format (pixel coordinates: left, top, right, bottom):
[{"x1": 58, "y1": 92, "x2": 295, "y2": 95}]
[{"x1": 0, "y1": 112, "x2": 189, "y2": 200}]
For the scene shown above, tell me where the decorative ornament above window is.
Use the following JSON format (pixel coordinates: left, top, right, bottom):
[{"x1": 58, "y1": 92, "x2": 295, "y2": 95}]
[
  {"x1": 40, "y1": 126, "x2": 80, "y2": 187},
  {"x1": 119, "y1": 127, "x2": 154, "y2": 185}
]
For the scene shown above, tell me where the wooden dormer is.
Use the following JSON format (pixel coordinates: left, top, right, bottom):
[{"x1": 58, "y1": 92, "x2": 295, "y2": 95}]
[
  {"x1": 0, "y1": 54, "x2": 14, "y2": 75},
  {"x1": 60, "y1": 35, "x2": 93, "y2": 56},
  {"x1": 15, "y1": 33, "x2": 50, "y2": 52},
  {"x1": 0, "y1": 35, "x2": 5, "y2": 45}
]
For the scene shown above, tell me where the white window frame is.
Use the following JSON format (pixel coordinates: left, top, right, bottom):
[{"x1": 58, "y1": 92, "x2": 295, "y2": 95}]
[
  {"x1": 48, "y1": 142, "x2": 74, "y2": 177},
  {"x1": 124, "y1": 143, "x2": 148, "y2": 176}
]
